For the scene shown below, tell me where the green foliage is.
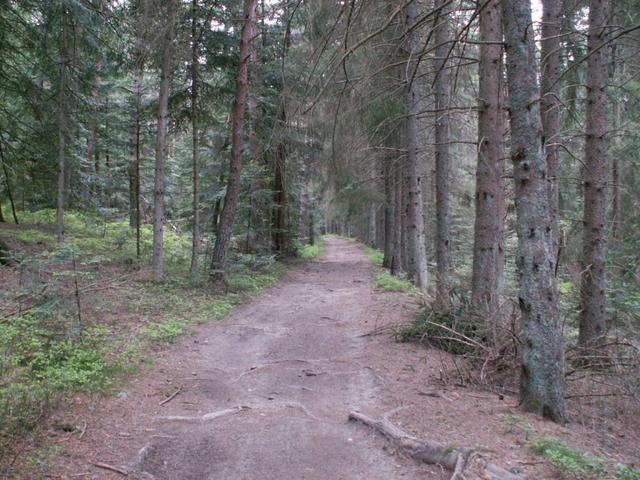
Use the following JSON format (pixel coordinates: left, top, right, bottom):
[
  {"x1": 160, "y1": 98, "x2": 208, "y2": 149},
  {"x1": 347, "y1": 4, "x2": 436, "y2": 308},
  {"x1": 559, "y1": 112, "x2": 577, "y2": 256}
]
[
  {"x1": 616, "y1": 465, "x2": 640, "y2": 480},
  {"x1": 0, "y1": 313, "x2": 109, "y2": 450},
  {"x1": 298, "y1": 237, "x2": 325, "y2": 260},
  {"x1": 0, "y1": 383, "x2": 50, "y2": 439},
  {"x1": 363, "y1": 246, "x2": 384, "y2": 266},
  {"x1": 143, "y1": 319, "x2": 188, "y2": 343},
  {"x1": 8, "y1": 209, "x2": 194, "y2": 271},
  {"x1": 0, "y1": 210, "x2": 290, "y2": 458},
  {"x1": 374, "y1": 272, "x2": 414, "y2": 293},
  {"x1": 28, "y1": 341, "x2": 107, "y2": 390},
  {"x1": 531, "y1": 437, "x2": 608, "y2": 479}
]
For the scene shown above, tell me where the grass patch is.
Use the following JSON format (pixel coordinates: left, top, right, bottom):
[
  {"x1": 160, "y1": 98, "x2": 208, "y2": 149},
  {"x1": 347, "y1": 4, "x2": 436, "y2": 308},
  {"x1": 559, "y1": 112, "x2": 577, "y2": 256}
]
[
  {"x1": 374, "y1": 272, "x2": 414, "y2": 293},
  {"x1": 531, "y1": 437, "x2": 607, "y2": 478},
  {"x1": 363, "y1": 246, "x2": 384, "y2": 266},
  {"x1": 524, "y1": 433, "x2": 640, "y2": 479},
  {"x1": 142, "y1": 319, "x2": 189, "y2": 343},
  {"x1": 298, "y1": 237, "x2": 325, "y2": 260}
]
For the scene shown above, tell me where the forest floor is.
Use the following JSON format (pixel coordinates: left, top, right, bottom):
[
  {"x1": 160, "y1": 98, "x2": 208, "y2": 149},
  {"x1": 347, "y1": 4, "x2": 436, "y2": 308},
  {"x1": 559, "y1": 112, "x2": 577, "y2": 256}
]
[{"x1": 8, "y1": 238, "x2": 640, "y2": 479}]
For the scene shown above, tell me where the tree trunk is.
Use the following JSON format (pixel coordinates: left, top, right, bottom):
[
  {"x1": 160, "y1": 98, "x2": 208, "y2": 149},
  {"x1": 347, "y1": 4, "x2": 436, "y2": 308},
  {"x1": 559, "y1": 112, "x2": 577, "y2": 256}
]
[
  {"x1": 368, "y1": 203, "x2": 376, "y2": 248},
  {"x1": 272, "y1": 13, "x2": 293, "y2": 257},
  {"x1": 246, "y1": 13, "x2": 269, "y2": 253},
  {"x1": 190, "y1": 0, "x2": 201, "y2": 280},
  {"x1": 610, "y1": 17, "x2": 623, "y2": 266},
  {"x1": 128, "y1": 68, "x2": 143, "y2": 231},
  {"x1": 434, "y1": 0, "x2": 451, "y2": 304},
  {"x1": 579, "y1": 0, "x2": 610, "y2": 347},
  {"x1": 391, "y1": 164, "x2": 404, "y2": 277},
  {"x1": 540, "y1": 0, "x2": 562, "y2": 253},
  {"x1": 0, "y1": 140, "x2": 19, "y2": 224},
  {"x1": 210, "y1": 0, "x2": 259, "y2": 276},
  {"x1": 471, "y1": 0, "x2": 505, "y2": 321},
  {"x1": 272, "y1": 136, "x2": 288, "y2": 254},
  {"x1": 383, "y1": 158, "x2": 393, "y2": 268},
  {"x1": 56, "y1": 14, "x2": 69, "y2": 243},
  {"x1": 152, "y1": 0, "x2": 177, "y2": 280},
  {"x1": 401, "y1": 1, "x2": 428, "y2": 290},
  {"x1": 502, "y1": 0, "x2": 565, "y2": 422}
]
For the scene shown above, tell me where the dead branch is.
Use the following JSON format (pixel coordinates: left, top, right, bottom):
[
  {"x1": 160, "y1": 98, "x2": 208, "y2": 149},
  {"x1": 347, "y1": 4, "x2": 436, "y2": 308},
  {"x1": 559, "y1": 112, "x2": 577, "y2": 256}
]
[
  {"x1": 348, "y1": 411, "x2": 524, "y2": 480},
  {"x1": 158, "y1": 386, "x2": 182, "y2": 406},
  {"x1": 93, "y1": 462, "x2": 129, "y2": 476}
]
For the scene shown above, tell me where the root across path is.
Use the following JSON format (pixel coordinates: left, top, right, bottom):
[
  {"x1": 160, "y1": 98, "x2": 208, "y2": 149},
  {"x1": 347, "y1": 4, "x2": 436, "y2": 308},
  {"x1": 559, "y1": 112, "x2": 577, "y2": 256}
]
[{"x1": 44, "y1": 239, "x2": 568, "y2": 479}]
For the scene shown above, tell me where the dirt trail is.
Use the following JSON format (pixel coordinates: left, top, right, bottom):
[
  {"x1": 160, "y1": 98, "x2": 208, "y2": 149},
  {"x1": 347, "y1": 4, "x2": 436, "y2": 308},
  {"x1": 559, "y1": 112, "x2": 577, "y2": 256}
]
[
  {"x1": 45, "y1": 238, "x2": 636, "y2": 480},
  {"x1": 49, "y1": 238, "x2": 442, "y2": 479}
]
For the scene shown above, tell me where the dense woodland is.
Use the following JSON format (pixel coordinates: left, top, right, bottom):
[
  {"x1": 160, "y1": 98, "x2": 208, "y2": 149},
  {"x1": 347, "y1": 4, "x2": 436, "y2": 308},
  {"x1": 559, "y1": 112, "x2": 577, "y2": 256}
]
[{"x1": 1, "y1": 0, "x2": 640, "y2": 476}]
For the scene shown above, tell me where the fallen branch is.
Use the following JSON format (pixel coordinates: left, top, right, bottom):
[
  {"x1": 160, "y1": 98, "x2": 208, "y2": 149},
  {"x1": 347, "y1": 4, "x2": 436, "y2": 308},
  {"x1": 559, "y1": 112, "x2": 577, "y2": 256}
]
[
  {"x1": 159, "y1": 386, "x2": 182, "y2": 406},
  {"x1": 155, "y1": 405, "x2": 248, "y2": 423},
  {"x1": 93, "y1": 462, "x2": 129, "y2": 476},
  {"x1": 348, "y1": 411, "x2": 524, "y2": 480}
]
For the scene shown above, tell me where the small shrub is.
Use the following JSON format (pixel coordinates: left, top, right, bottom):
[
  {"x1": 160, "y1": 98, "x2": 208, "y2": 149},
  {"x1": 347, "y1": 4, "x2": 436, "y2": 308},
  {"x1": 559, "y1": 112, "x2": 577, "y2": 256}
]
[
  {"x1": 142, "y1": 319, "x2": 188, "y2": 343},
  {"x1": 0, "y1": 382, "x2": 50, "y2": 439},
  {"x1": 374, "y1": 272, "x2": 414, "y2": 292},
  {"x1": 530, "y1": 436, "x2": 607, "y2": 478},
  {"x1": 616, "y1": 465, "x2": 640, "y2": 480},
  {"x1": 299, "y1": 242, "x2": 321, "y2": 260},
  {"x1": 28, "y1": 341, "x2": 108, "y2": 390}
]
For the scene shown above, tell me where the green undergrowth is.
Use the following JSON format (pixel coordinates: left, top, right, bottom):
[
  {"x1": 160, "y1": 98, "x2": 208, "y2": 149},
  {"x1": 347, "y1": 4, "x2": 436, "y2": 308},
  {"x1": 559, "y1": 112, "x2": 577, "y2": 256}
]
[
  {"x1": 532, "y1": 436, "x2": 640, "y2": 480},
  {"x1": 499, "y1": 415, "x2": 640, "y2": 480},
  {"x1": 363, "y1": 246, "x2": 384, "y2": 266},
  {"x1": 374, "y1": 271, "x2": 415, "y2": 293},
  {"x1": 0, "y1": 265, "x2": 286, "y2": 458},
  {"x1": 0, "y1": 210, "x2": 292, "y2": 463},
  {"x1": 2, "y1": 209, "x2": 191, "y2": 273},
  {"x1": 297, "y1": 237, "x2": 325, "y2": 260}
]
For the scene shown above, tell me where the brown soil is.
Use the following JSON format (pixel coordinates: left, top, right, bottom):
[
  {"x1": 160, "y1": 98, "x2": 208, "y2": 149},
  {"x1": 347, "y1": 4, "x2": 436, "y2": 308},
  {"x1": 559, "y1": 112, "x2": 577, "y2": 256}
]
[{"x1": 19, "y1": 238, "x2": 640, "y2": 479}]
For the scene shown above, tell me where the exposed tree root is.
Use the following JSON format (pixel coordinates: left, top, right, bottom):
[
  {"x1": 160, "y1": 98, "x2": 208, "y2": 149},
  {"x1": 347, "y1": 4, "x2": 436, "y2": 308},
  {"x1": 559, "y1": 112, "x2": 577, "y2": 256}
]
[{"x1": 348, "y1": 411, "x2": 525, "y2": 480}]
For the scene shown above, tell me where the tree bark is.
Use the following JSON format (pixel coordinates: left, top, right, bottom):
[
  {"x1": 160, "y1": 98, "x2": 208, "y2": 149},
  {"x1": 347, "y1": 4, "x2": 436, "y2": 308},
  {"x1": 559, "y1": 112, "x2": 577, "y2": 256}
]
[
  {"x1": 56, "y1": 14, "x2": 69, "y2": 243},
  {"x1": 402, "y1": 0, "x2": 428, "y2": 289},
  {"x1": 610, "y1": 11, "x2": 623, "y2": 272},
  {"x1": 0, "y1": 140, "x2": 18, "y2": 224},
  {"x1": 471, "y1": 0, "x2": 505, "y2": 321},
  {"x1": 210, "y1": 0, "x2": 259, "y2": 276},
  {"x1": 391, "y1": 164, "x2": 404, "y2": 277},
  {"x1": 246, "y1": 13, "x2": 269, "y2": 253},
  {"x1": 540, "y1": 0, "x2": 562, "y2": 253},
  {"x1": 271, "y1": 11, "x2": 293, "y2": 257},
  {"x1": 502, "y1": 0, "x2": 565, "y2": 422},
  {"x1": 383, "y1": 158, "x2": 393, "y2": 268},
  {"x1": 434, "y1": 0, "x2": 451, "y2": 304},
  {"x1": 368, "y1": 203, "x2": 377, "y2": 248},
  {"x1": 190, "y1": 0, "x2": 202, "y2": 280},
  {"x1": 579, "y1": 0, "x2": 610, "y2": 347},
  {"x1": 152, "y1": 0, "x2": 177, "y2": 280}
]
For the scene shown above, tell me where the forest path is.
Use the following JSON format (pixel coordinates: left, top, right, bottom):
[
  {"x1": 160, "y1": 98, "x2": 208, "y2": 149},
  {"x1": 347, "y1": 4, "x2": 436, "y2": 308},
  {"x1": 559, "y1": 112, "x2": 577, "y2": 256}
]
[{"x1": 51, "y1": 238, "x2": 446, "y2": 479}]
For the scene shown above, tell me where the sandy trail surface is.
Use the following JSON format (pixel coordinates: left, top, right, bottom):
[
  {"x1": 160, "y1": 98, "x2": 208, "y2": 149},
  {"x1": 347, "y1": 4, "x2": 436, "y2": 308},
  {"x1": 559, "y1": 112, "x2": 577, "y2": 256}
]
[
  {"x1": 45, "y1": 238, "x2": 637, "y2": 480},
  {"x1": 50, "y1": 238, "x2": 446, "y2": 479}
]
